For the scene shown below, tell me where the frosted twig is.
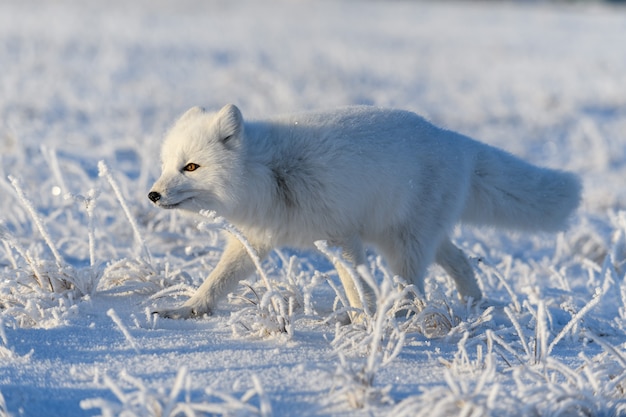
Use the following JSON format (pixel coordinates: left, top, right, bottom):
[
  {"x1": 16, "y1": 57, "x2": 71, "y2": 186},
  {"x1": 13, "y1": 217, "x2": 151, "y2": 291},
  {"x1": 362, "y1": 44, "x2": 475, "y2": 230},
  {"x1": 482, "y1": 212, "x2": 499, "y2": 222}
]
[
  {"x1": 162, "y1": 366, "x2": 189, "y2": 417},
  {"x1": 328, "y1": 269, "x2": 407, "y2": 409},
  {"x1": 107, "y1": 308, "x2": 140, "y2": 353},
  {"x1": 585, "y1": 331, "x2": 626, "y2": 368},
  {"x1": 102, "y1": 373, "x2": 128, "y2": 403},
  {"x1": 486, "y1": 330, "x2": 525, "y2": 365},
  {"x1": 0, "y1": 319, "x2": 6, "y2": 347},
  {"x1": 98, "y1": 161, "x2": 153, "y2": 266},
  {"x1": 8, "y1": 175, "x2": 64, "y2": 268},
  {"x1": 2, "y1": 240, "x2": 18, "y2": 269},
  {"x1": 203, "y1": 374, "x2": 272, "y2": 416},
  {"x1": 323, "y1": 275, "x2": 353, "y2": 321},
  {"x1": 535, "y1": 301, "x2": 549, "y2": 363},
  {"x1": 87, "y1": 190, "x2": 97, "y2": 268},
  {"x1": 478, "y1": 257, "x2": 521, "y2": 312},
  {"x1": 0, "y1": 212, "x2": 52, "y2": 290},
  {"x1": 251, "y1": 375, "x2": 273, "y2": 417},
  {"x1": 83, "y1": 369, "x2": 270, "y2": 416},
  {"x1": 547, "y1": 288, "x2": 603, "y2": 356},
  {"x1": 40, "y1": 145, "x2": 68, "y2": 195},
  {"x1": 66, "y1": 189, "x2": 100, "y2": 268},
  {"x1": 0, "y1": 391, "x2": 9, "y2": 417},
  {"x1": 504, "y1": 306, "x2": 531, "y2": 358}
]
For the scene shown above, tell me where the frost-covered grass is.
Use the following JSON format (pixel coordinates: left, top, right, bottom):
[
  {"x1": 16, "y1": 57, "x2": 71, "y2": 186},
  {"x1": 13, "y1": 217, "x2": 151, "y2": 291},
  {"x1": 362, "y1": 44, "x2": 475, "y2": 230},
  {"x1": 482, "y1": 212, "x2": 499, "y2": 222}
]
[{"x1": 1, "y1": 0, "x2": 626, "y2": 416}]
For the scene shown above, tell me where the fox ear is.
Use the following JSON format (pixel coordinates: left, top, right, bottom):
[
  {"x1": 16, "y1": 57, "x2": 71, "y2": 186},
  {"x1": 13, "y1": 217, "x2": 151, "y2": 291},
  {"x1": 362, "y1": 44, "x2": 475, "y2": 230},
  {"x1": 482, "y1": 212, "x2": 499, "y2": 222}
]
[
  {"x1": 217, "y1": 104, "x2": 243, "y2": 143},
  {"x1": 178, "y1": 106, "x2": 205, "y2": 123}
]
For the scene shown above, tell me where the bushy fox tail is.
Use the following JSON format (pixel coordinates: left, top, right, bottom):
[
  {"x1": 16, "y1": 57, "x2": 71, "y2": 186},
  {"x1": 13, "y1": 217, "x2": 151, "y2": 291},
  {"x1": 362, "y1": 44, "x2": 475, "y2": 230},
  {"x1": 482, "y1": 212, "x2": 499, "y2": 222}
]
[{"x1": 462, "y1": 145, "x2": 582, "y2": 232}]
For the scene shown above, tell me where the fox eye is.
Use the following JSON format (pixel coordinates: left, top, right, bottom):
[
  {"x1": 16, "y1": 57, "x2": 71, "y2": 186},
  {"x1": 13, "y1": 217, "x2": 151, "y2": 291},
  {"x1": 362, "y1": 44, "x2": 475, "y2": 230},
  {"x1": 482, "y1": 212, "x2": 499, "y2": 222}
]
[{"x1": 183, "y1": 163, "x2": 200, "y2": 172}]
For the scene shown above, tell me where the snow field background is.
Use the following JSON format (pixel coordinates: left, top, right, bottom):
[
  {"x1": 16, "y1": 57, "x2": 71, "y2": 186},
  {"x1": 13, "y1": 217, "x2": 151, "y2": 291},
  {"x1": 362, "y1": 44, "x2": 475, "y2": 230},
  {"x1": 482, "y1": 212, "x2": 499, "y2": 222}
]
[{"x1": 1, "y1": 0, "x2": 626, "y2": 415}]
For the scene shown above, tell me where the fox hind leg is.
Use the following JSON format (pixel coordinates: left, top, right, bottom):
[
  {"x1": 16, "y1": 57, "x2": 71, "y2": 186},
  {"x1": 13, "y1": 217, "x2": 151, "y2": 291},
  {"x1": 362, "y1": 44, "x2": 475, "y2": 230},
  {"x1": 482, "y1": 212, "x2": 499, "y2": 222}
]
[
  {"x1": 379, "y1": 228, "x2": 433, "y2": 297},
  {"x1": 379, "y1": 228, "x2": 481, "y2": 302},
  {"x1": 435, "y1": 238, "x2": 482, "y2": 301}
]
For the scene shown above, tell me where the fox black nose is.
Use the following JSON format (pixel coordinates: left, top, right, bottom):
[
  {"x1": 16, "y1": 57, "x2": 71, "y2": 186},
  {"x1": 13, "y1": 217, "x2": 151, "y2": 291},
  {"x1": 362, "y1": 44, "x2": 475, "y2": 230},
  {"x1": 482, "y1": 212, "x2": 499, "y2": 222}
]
[{"x1": 148, "y1": 191, "x2": 161, "y2": 203}]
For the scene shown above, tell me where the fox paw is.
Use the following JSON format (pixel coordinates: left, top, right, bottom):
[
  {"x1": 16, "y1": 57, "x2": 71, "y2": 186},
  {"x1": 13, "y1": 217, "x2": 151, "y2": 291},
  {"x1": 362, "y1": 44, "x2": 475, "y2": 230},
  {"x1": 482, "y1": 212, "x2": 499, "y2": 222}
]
[{"x1": 153, "y1": 305, "x2": 211, "y2": 319}]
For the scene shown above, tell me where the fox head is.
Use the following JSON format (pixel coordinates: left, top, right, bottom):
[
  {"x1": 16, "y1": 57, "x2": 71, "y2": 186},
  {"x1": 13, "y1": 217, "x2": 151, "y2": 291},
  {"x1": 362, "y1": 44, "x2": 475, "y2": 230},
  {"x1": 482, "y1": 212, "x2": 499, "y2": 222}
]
[{"x1": 148, "y1": 104, "x2": 246, "y2": 215}]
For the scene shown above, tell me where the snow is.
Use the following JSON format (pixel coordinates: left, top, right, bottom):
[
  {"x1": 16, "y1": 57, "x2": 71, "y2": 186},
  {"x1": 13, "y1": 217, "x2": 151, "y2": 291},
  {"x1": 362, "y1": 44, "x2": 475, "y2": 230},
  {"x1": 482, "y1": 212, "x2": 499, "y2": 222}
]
[{"x1": 1, "y1": 0, "x2": 626, "y2": 416}]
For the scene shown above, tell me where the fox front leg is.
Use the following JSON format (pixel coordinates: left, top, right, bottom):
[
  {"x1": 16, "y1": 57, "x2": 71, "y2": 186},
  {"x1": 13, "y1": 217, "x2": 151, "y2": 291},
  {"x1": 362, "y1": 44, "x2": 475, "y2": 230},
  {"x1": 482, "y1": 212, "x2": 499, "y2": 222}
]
[{"x1": 155, "y1": 235, "x2": 266, "y2": 319}]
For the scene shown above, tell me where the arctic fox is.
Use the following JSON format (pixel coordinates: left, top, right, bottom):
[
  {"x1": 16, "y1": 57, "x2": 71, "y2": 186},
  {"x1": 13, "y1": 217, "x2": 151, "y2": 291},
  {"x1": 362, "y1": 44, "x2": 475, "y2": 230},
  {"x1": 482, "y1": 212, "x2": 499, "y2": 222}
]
[{"x1": 148, "y1": 104, "x2": 581, "y2": 319}]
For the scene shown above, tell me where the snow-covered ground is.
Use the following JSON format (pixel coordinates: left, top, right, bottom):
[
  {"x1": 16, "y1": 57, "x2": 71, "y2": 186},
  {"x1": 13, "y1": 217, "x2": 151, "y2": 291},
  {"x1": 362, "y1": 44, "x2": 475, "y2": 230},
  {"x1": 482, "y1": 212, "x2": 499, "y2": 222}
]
[{"x1": 1, "y1": 0, "x2": 626, "y2": 415}]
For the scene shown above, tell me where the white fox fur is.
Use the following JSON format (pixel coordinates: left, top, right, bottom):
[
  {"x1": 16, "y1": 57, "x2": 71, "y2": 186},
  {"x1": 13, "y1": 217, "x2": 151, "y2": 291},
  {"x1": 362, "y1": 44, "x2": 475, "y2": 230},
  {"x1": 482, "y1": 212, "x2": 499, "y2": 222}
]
[{"x1": 149, "y1": 104, "x2": 581, "y2": 319}]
